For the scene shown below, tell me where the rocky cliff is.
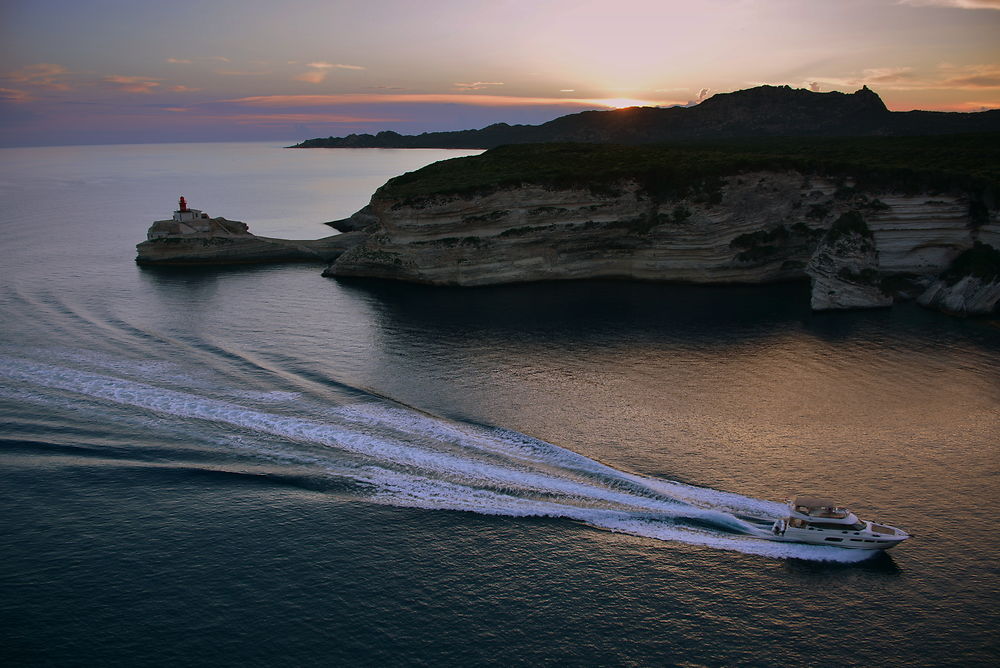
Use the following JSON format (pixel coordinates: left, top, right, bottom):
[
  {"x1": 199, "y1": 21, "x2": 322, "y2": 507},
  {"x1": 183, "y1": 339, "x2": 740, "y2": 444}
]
[
  {"x1": 916, "y1": 243, "x2": 1000, "y2": 315},
  {"x1": 325, "y1": 139, "x2": 1000, "y2": 315},
  {"x1": 136, "y1": 215, "x2": 365, "y2": 265},
  {"x1": 806, "y1": 212, "x2": 893, "y2": 310}
]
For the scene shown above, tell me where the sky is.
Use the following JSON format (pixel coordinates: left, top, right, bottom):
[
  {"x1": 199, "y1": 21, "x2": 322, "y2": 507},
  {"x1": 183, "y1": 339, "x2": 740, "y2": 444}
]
[{"x1": 1, "y1": 0, "x2": 998, "y2": 147}]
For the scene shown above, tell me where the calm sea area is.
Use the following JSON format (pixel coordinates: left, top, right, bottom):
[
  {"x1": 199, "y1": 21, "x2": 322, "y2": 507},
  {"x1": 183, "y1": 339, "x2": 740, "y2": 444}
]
[{"x1": 1, "y1": 142, "x2": 998, "y2": 666}]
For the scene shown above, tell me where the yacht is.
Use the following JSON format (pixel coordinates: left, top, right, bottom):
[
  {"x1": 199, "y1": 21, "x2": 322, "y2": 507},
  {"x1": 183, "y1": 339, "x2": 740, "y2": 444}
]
[{"x1": 767, "y1": 496, "x2": 909, "y2": 550}]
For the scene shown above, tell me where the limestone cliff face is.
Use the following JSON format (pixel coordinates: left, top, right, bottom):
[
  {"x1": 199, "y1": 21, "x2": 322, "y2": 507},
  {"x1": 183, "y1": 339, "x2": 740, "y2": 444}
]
[
  {"x1": 914, "y1": 242, "x2": 1000, "y2": 315},
  {"x1": 806, "y1": 214, "x2": 893, "y2": 310},
  {"x1": 917, "y1": 276, "x2": 1000, "y2": 315},
  {"x1": 136, "y1": 216, "x2": 365, "y2": 265},
  {"x1": 329, "y1": 171, "x2": 997, "y2": 314}
]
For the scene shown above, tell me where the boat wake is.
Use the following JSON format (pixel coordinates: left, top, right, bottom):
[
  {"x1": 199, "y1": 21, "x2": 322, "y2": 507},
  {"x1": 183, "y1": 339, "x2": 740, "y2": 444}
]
[{"x1": 0, "y1": 348, "x2": 875, "y2": 563}]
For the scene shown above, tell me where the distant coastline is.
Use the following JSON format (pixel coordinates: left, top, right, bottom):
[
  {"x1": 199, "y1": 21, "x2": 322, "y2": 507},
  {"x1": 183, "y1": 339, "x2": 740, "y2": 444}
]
[{"x1": 289, "y1": 86, "x2": 1000, "y2": 150}]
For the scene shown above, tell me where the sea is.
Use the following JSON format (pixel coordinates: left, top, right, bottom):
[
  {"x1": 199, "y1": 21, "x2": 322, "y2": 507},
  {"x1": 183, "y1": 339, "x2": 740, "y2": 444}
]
[{"x1": 1, "y1": 141, "x2": 997, "y2": 667}]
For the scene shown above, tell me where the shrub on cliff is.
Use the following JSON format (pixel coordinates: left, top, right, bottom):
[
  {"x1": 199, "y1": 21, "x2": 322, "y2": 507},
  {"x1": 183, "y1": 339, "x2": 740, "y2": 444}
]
[
  {"x1": 826, "y1": 211, "x2": 873, "y2": 243},
  {"x1": 375, "y1": 134, "x2": 1000, "y2": 205}
]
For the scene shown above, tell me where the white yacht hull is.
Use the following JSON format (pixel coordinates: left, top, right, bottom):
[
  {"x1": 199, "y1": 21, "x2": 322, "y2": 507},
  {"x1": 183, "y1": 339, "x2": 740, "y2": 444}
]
[{"x1": 766, "y1": 526, "x2": 907, "y2": 550}]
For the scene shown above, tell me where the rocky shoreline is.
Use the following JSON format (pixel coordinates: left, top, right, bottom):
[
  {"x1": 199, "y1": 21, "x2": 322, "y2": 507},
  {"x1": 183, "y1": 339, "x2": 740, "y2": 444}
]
[{"x1": 135, "y1": 213, "x2": 365, "y2": 266}]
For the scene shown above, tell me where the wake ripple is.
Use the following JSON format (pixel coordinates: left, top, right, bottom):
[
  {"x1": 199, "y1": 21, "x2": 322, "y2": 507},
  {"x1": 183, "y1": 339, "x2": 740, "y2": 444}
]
[{"x1": 0, "y1": 352, "x2": 874, "y2": 563}]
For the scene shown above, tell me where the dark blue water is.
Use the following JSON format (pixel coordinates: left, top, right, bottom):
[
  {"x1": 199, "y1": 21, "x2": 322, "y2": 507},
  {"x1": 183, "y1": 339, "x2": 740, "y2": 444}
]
[{"x1": 2, "y1": 143, "x2": 998, "y2": 666}]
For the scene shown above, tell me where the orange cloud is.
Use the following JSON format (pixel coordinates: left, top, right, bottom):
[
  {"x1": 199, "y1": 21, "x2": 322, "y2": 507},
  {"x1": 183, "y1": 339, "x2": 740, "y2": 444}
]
[
  {"x1": 225, "y1": 93, "x2": 680, "y2": 108},
  {"x1": 166, "y1": 58, "x2": 193, "y2": 64},
  {"x1": 936, "y1": 99, "x2": 1000, "y2": 110},
  {"x1": 103, "y1": 75, "x2": 160, "y2": 93},
  {"x1": 6, "y1": 63, "x2": 72, "y2": 90},
  {"x1": 0, "y1": 87, "x2": 33, "y2": 103},
  {"x1": 294, "y1": 71, "x2": 328, "y2": 84}
]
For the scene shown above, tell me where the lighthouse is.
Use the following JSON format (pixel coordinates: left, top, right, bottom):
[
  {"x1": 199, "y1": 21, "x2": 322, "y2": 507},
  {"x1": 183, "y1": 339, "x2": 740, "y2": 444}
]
[{"x1": 172, "y1": 195, "x2": 208, "y2": 223}]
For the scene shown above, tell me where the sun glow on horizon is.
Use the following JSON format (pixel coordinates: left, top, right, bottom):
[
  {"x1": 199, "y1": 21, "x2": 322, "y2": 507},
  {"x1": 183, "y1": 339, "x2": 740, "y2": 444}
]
[{"x1": 593, "y1": 97, "x2": 669, "y2": 109}]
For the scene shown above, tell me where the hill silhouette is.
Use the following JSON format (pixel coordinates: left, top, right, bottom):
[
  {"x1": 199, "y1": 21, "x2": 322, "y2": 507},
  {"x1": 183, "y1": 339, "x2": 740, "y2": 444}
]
[{"x1": 291, "y1": 85, "x2": 1000, "y2": 149}]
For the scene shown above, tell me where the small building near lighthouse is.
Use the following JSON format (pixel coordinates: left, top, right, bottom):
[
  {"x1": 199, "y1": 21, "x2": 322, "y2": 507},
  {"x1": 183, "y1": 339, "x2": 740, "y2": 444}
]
[
  {"x1": 172, "y1": 195, "x2": 209, "y2": 223},
  {"x1": 147, "y1": 196, "x2": 249, "y2": 240}
]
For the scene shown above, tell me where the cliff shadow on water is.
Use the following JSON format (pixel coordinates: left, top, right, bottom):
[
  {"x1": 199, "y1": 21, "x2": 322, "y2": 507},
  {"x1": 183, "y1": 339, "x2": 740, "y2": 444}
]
[
  {"x1": 332, "y1": 276, "x2": 997, "y2": 349},
  {"x1": 333, "y1": 278, "x2": 817, "y2": 348}
]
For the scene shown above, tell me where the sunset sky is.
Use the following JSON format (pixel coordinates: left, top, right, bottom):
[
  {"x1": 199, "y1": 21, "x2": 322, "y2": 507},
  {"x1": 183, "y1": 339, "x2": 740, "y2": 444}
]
[{"x1": 1, "y1": 0, "x2": 998, "y2": 146}]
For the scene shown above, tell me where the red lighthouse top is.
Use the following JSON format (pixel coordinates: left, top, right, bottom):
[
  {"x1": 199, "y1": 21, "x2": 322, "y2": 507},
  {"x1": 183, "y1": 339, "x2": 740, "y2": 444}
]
[{"x1": 179, "y1": 196, "x2": 188, "y2": 212}]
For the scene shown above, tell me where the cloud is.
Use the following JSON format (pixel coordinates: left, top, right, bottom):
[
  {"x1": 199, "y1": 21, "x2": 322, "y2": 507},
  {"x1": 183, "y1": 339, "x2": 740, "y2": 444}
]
[
  {"x1": 221, "y1": 112, "x2": 401, "y2": 126},
  {"x1": 945, "y1": 100, "x2": 1000, "y2": 110},
  {"x1": 809, "y1": 64, "x2": 1000, "y2": 91},
  {"x1": 898, "y1": 0, "x2": 1000, "y2": 9},
  {"x1": 306, "y1": 62, "x2": 365, "y2": 70},
  {"x1": 295, "y1": 61, "x2": 366, "y2": 84},
  {"x1": 808, "y1": 81, "x2": 821, "y2": 92},
  {"x1": 215, "y1": 69, "x2": 270, "y2": 76},
  {"x1": 166, "y1": 58, "x2": 193, "y2": 64},
  {"x1": 5, "y1": 63, "x2": 72, "y2": 90},
  {"x1": 453, "y1": 81, "x2": 504, "y2": 91},
  {"x1": 697, "y1": 88, "x2": 712, "y2": 102},
  {"x1": 103, "y1": 75, "x2": 160, "y2": 94},
  {"x1": 168, "y1": 85, "x2": 201, "y2": 92},
  {"x1": 224, "y1": 93, "x2": 683, "y2": 108},
  {"x1": 860, "y1": 67, "x2": 915, "y2": 84},
  {"x1": 939, "y1": 64, "x2": 1000, "y2": 88},
  {"x1": 294, "y1": 71, "x2": 328, "y2": 84},
  {"x1": 0, "y1": 87, "x2": 33, "y2": 103}
]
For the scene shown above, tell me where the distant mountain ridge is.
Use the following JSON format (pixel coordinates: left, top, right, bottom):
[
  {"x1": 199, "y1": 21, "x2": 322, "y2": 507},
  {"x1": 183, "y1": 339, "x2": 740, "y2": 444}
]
[{"x1": 290, "y1": 85, "x2": 1000, "y2": 149}]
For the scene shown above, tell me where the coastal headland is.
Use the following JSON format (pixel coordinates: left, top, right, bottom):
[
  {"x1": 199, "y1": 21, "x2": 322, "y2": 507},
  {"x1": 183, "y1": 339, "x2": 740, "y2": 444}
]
[
  {"x1": 325, "y1": 135, "x2": 1000, "y2": 315},
  {"x1": 138, "y1": 88, "x2": 1000, "y2": 315}
]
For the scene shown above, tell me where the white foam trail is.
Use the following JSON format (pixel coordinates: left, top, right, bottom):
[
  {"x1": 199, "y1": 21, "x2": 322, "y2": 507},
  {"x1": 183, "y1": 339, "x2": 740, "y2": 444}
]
[
  {"x1": 0, "y1": 353, "x2": 874, "y2": 563},
  {"x1": 350, "y1": 466, "x2": 872, "y2": 563}
]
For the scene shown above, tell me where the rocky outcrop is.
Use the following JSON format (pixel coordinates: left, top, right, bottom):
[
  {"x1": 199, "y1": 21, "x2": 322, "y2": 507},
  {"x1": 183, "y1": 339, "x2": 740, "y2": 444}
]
[
  {"x1": 916, "y1": 242, "x2": 1000, "y2": 315},
  {"x1": 918, "y1": 276, "x2": 1000, "y2": 315},
  {"x1": 806, "y1": 212, "x2": 892, "y2": 310},
  {"x1": 326, "y1": 205, "x2": 379, "y2": 233},
  {"x1": 136, "y1": 215, "x2": 365, "y2": 266}
]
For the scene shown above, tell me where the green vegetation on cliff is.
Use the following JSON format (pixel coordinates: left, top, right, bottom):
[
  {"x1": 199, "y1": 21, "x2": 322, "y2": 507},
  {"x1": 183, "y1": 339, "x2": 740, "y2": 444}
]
[{"x1": 376, "y1": 134, "x2": 1000, "y2": 204}]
